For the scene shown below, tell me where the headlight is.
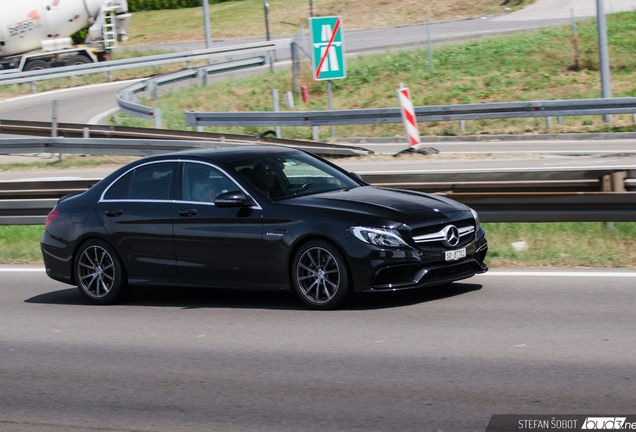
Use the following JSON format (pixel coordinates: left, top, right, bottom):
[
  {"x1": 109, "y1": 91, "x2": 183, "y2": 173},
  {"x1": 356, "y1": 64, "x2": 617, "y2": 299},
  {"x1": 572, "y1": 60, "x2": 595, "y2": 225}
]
[
  {"x1": 470, "y1": 208, "x2": 481, "y2": 228},
  {"x1": 349, "y1": 226, "x2": 408, "y2": 247}
]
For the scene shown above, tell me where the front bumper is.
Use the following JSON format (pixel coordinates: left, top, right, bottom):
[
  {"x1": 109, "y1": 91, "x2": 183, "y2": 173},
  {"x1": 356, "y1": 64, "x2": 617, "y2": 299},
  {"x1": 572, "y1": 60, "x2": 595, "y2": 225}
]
[{"x1": 341, "y1": 227, "x2": 488, "y2": 293}]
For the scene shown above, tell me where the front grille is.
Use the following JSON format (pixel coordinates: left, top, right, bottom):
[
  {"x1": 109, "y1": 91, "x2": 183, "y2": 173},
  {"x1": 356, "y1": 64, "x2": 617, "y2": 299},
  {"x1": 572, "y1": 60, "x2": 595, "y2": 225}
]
[
  {"x1": 411, "y1": 217, "x2": 474, "y2": 238},
  {"x1": 410, "y1": 217, "x2": 475, "y2": 252}
]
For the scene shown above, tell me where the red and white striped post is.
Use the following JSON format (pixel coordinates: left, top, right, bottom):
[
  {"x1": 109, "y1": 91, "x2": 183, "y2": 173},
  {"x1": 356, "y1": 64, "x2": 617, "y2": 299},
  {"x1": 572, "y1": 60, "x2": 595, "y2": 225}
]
[{"x1": 396, "y1": 87, "x2": 421, "y2": 147}]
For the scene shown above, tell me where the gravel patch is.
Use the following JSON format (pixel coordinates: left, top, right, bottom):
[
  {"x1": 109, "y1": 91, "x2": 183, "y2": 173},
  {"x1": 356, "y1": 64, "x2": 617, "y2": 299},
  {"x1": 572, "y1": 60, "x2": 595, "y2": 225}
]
[{"x1": 493, "y1": 0, "x2": 636, "y2": 20}]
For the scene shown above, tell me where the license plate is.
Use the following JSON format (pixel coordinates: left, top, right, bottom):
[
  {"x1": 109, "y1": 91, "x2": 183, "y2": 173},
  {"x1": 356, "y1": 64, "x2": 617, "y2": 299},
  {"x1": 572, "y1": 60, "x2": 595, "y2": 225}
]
[{"x1": 444, "y1": 248, "x2": 466, "y2": 262}]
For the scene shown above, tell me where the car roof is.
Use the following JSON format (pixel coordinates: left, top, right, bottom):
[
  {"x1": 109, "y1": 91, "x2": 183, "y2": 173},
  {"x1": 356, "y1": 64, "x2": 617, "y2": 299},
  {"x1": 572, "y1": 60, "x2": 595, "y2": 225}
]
[{"x1": 162, "y1": 145, "x2": 304, "y2": 163}]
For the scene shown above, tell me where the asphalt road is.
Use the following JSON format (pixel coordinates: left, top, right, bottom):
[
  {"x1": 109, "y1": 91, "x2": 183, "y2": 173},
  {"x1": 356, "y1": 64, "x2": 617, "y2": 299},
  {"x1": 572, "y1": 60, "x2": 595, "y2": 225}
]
[
  {"x1": 341, "y1": 140, "x2": 636, "y2": 156},
  {"x1": 2, "y1": 154, "x2": 636, "y2": 182},
  {"x1": 1, "y1": 268, "x2": 635, "y2": 432}
]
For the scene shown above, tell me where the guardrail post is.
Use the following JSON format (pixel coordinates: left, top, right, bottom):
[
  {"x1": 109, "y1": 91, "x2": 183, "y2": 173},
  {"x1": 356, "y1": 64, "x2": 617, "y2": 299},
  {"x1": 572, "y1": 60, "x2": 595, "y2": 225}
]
[
  {"x1": 51, "y1": 100, "x2": 59, "y2": 138},
  {"x1": 557, "y1": 116, "x2": 564, "y2": 125},
  {"x1": 327, "y1": 80, "x2": 335, "y2": 138},
  {"x1": 546, "y1": 117, "x2": 553, "y2": 130},
  {"x1": 30, "y1": 82, "x2": 36, "y2": 94},
  {"x1": 272, "y1": 89, "x2": 282, "y2": 138},
  {"x1": 197, "y1": 68, "x2": 208, "y2": 86},
  {"x1": 107, "y1": 71, "x2": 113, "y2": 83},
  {"x1": 426, "y1": 19, "x2": 434, "y2": 72},
  {"x1": 192, "y1": 111, "x2": 204, "y2": 132},
  {"x1": 611, "y1": 171, "x2": 627, "y2": 193},
  {"x1": 291, "y1": 42, "x2": 298, "y2": 94},
  {"x1": 597, "y1": 0, "x2": 613, "y2": 123},
  {"x1": 149, "y1": 81, "x2": 159, "y2": 101},
  {"x1": 284, "y1": 91, "x2": 294, "y2": 108},
  {"x1": 460, "y1": 120, "x2": 466, "y2": 132},
  {"x1": 153, "y1": 108, "x2": 163, "y2": 129},
  {"x1": 633, "y1": 113, "x2": 636, "y2": 125}
]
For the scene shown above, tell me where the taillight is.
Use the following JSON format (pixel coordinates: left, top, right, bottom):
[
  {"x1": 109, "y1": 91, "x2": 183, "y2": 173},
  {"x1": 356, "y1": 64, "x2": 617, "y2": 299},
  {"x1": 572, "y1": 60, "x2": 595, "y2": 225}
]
[{"x1": 45, "y1": 210, "x2": 60, "y2": 229}]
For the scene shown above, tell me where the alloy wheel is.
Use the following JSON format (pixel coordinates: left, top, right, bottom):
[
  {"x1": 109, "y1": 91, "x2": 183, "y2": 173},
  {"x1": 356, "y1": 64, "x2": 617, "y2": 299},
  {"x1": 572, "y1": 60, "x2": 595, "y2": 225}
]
[
  {"x1": 296, "y1": 246, "x2": 341, "y2": 304},
  {"x1": 77, "y1": 245, "x2": 116, "y2": 299}
]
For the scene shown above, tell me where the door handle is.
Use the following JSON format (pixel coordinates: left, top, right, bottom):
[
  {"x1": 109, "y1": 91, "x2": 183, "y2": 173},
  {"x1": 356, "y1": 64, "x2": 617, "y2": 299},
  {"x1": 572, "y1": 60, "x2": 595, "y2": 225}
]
[
  {"x1": 178, "y1": 208, "x2": 198, "y2": 217},
  {"x1": 105, "y1": 209, "x2": 123, "y2": 217}
]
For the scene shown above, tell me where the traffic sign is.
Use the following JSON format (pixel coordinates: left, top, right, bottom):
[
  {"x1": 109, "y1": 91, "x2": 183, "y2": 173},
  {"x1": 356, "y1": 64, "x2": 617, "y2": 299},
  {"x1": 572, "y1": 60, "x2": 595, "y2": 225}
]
[
  {"x1": 309, "y1": 16, "x2": 346, "y2": 81},
  {"x1": 396, "y1": 87, "x2": 421, "y2": 146}
]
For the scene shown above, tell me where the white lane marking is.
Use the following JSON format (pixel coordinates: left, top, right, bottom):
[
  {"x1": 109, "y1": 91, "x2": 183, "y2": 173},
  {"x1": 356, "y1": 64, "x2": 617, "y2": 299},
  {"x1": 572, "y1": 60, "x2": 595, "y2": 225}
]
[
  {"x1": 0, "y1": 79, "x2": 143, "y2": 105},
  {"x1": 357, "y1": 164, "x2": 636, "y2": 174},
  {"x1": 477, "y1": 271, "x2": 636, "y2": 277},
  {"x1": 371, "y1": 150, "x2": 636, "y2": 155},
  {"x1": 0, "y1": 267, "x2": 46, "y2": 272},
  {"x1": 88, "y1": 107, "x2": 120, "y2": 125},
  {"x1": 0, "y1": 176, "x2": 88, "y2": 182}
]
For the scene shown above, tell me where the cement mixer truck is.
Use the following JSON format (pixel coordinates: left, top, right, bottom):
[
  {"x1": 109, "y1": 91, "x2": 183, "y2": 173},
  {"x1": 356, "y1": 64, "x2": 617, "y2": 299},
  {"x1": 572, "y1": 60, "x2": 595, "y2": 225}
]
[{"x1": 0, "y1": 0, "x2": 131, "y2": 73}]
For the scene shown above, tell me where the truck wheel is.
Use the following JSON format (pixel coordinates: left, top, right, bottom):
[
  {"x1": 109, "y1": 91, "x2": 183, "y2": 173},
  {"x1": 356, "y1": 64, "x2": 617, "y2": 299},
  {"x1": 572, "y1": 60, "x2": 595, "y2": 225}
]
[
  {"x1": 24, "y1": 60, "x2": 50, "y2": 71},
  {"x1": 66, "y1": 55, "x2": 91, "y2": 67}
]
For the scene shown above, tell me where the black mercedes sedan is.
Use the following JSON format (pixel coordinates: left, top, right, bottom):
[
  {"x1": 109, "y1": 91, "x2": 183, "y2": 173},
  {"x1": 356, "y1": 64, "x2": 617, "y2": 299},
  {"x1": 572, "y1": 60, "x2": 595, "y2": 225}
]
[{"x1": 41, "y1": 145, "x2": 488, "y2": 309}]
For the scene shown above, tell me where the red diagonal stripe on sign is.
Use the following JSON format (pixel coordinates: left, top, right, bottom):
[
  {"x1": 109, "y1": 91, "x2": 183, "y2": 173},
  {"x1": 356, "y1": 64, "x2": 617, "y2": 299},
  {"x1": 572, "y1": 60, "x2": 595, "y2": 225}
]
[
  {"x1": 403, "y1": 107, "x2": 416, "y2": 127},
  {"x1": 315, "y1": 18, "x2": 341, "y2": 80},
  {"x1": 409, "y1": 135, "x2": 419, "y2": 145},
  {"x1": 400, "y1": 89, "x2": 416, "y2": 126}
]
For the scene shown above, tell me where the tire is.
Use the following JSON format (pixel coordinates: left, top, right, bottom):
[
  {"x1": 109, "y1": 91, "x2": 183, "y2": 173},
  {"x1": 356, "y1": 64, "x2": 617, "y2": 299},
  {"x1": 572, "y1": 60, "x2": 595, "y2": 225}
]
[
  {"x1": 65, "y1": 55, "x2": 91, "y2": 67},
  {"x1": 292, "y1": 240, "x2": 352, "y2": 310},
  {"x1": 74, "y1": 239, "x2": 129, "y2": 305},
  {"x1": 24, "y1": 60, "x2": 50, "y2": 71}
]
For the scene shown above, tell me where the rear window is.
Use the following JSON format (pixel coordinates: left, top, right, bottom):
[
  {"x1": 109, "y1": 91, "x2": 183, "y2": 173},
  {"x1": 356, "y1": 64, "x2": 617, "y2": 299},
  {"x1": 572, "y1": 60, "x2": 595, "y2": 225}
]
[
  {"x1": 104, "y1": 171, "x2": 133, "y2": 200},
  {"x1": 130, "y1": 163, "x2": 176, "y2": 200},
  {"x1": 104, "y1": 163, "x2": 176, "y2": 201}
]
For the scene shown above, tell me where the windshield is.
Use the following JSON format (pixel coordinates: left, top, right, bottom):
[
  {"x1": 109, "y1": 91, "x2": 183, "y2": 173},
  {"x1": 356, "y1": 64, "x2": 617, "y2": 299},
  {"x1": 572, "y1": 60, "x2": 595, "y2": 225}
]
[{"x1": 228, "y1": 152, "x2": 360, "y2": 201}]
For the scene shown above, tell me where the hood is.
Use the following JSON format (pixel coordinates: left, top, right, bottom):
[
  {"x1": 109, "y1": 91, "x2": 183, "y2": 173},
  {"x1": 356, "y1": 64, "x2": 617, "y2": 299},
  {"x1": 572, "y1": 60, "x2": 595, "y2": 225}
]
[{"x1": 274, "y1": 186, "x2": 469, "y2": 227}]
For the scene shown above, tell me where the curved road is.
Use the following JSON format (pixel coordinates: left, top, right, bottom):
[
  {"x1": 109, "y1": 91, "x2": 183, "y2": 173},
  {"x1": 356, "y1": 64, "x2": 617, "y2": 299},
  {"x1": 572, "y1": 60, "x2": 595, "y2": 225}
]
[
  {"x1": 3, "y1": 0, "x2": 636, "y2": 126},
  {"x1": 1, "y1": 268, "x2": 635, "y2": 431}
]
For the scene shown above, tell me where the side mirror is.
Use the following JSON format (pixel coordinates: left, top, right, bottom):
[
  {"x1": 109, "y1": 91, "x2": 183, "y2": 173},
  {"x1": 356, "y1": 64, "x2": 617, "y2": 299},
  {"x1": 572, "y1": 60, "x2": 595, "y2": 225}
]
[
  {"x1": 350, "y1": 172, "x2": 364, "y2": 182},
  {"x1": 214, "y1": 191, "x2": 253, "y2": 208}
]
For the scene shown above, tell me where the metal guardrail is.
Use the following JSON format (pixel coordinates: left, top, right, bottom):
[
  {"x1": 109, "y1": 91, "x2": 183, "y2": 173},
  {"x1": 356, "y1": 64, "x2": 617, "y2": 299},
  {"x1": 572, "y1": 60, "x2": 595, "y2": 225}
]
[
  {"x1": 0, "y1": 199, "x2": 58, "y2": 225},
  {"x1": 184, "y1": 97, "x2": 636, "y2": 127},
  {"x1": 1, "y1": 169, "x2": 634, "y2": 225},
  {"x1": 0, "y1": 40, "x2": 289, "y2": 85},
  {"x1": 0, "y1": 136, "x2": 369, "y2": 157},
  {"x1": 117, "y1": 56, "x2": 271, "y2": 120},
  {"x1": 3, "y1": 193, "x2": 634, "y2": 225},
  {"x1": 0, "y1": 119, "x2": 370, "y2": 156}
]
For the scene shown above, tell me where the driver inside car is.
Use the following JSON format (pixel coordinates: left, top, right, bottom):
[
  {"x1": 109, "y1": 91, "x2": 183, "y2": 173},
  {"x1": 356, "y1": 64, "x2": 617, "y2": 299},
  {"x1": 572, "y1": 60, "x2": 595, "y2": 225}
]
[{"x1": 192, "y1": 177, "x2": 217, "y2": 202}]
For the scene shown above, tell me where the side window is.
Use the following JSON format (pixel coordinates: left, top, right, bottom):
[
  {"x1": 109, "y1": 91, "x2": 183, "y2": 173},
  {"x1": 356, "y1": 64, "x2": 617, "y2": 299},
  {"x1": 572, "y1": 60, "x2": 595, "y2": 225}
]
[
  {"x1": 104, "y1": 171, "x2": 133, "y2": 200},
  {"x1": 130, "y1": 162, "x2": 177, "y2": 200},
  {"x1": 183, "y1": 163, "x2": 236, "y2": 203}
]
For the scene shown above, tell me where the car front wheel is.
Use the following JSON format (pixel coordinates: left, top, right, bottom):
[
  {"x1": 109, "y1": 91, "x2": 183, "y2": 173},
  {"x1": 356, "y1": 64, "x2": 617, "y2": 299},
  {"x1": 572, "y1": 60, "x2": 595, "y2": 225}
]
[
  {"x1": 74, "y1": 239, "x2": 128, "y2": 305},
  {"x1": 292, "y1": 240, "x2": 351, "y2": 310}
]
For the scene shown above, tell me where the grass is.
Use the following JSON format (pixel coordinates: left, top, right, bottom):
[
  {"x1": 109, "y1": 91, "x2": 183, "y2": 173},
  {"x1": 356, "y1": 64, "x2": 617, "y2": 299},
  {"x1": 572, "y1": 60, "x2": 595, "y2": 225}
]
[
  {"x1": 4, "y1": 222, "x2": 636, "y2": 267},
  {"x1": 110, "y1": 10, "x2": 636, "y2": 139},
  {"x1": 0, "y1": 155, "x2": 140, "y2": 171},
  {"x1": 484, "y1": 223, "x2": 636, "y2": 267},
  {"x1": 125, "y1": 0, "x2": 532, "y2": 46},
  {"x1": 0, "y1": 226, "x2": 44, "y2": 264},
  {"x1": 0, "y1": 0, "x2": 531, "y2": 101}
]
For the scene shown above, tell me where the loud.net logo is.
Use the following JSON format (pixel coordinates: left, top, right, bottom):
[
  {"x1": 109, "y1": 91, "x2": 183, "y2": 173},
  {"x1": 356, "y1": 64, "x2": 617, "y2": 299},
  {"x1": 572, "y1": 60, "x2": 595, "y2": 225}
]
[{"x1": 582, "y1": 417, "x2": 635, "y2": 430}]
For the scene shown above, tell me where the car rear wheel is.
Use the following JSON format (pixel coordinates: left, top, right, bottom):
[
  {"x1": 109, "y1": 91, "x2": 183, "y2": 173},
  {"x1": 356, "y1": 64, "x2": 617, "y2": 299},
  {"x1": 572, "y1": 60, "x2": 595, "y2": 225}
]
[
  {"x1": 292, "y1": 240, "x2": 351, "y2": 310},
  {"x1": 74, "y1": 239, "x2": 128, "y2": 305}
]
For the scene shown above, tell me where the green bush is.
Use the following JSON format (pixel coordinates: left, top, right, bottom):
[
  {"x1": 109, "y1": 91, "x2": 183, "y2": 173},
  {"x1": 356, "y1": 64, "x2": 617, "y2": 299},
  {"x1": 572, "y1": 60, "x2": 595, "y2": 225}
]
[{"x1": 128, "y1": 0, "x2": 241, "y2": 12}]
